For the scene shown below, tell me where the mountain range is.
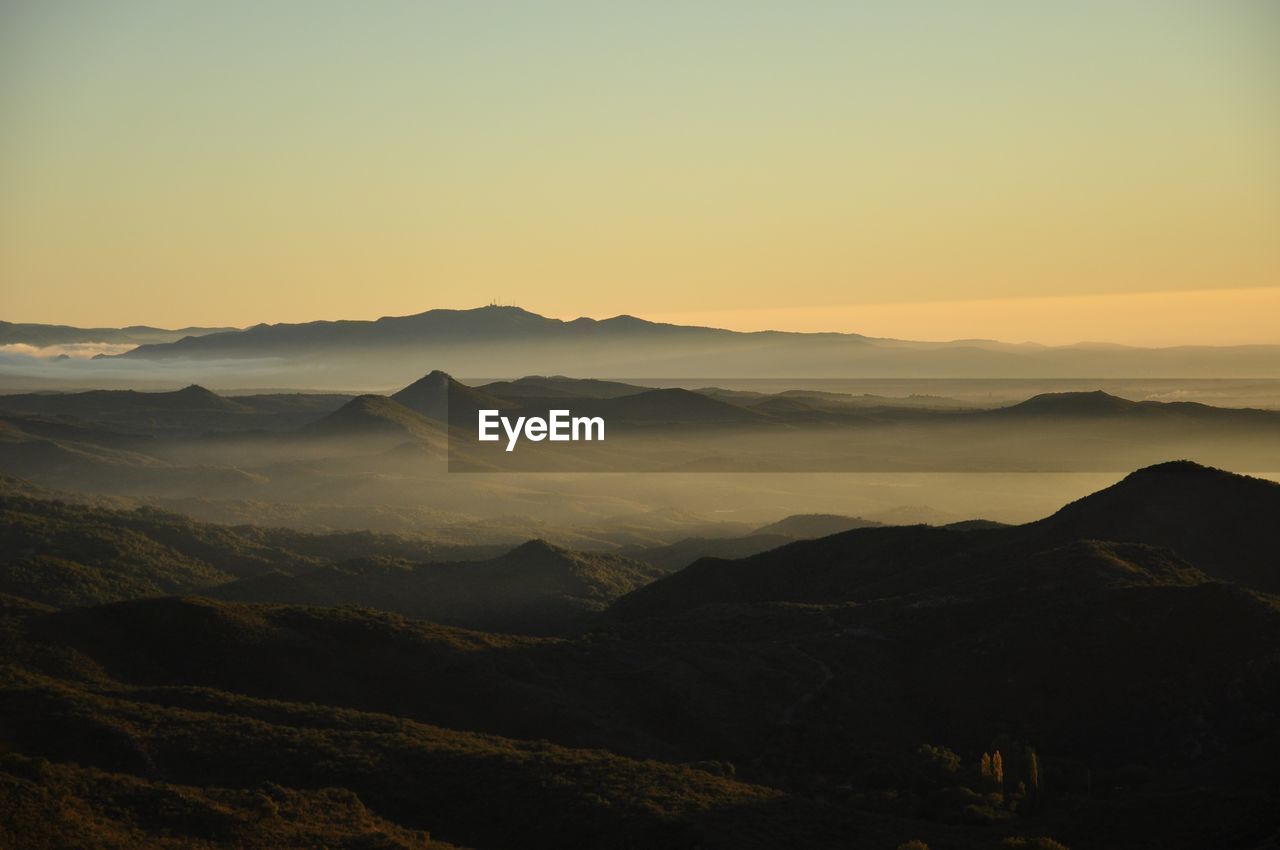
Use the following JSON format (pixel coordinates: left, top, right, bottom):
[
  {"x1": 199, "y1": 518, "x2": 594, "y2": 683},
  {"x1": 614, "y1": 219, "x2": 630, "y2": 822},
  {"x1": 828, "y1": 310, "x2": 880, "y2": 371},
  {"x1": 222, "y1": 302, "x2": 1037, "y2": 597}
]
[
  {"x1": 0, "y1": 320, "x2": 235, "y2": 347},
  {"x1": 23, "y1": 305, "x2": 1269, "y2": 382},
  {"x1": 2, "y1": 460, "x2": 1279, "y2": 848}
]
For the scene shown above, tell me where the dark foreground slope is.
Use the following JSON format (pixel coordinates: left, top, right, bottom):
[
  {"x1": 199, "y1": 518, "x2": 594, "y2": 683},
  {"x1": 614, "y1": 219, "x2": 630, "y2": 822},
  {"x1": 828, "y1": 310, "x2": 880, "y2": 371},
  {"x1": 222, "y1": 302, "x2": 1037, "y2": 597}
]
[{"x1": 1, "y1": 462, "x2": 1278, "y2": 849}]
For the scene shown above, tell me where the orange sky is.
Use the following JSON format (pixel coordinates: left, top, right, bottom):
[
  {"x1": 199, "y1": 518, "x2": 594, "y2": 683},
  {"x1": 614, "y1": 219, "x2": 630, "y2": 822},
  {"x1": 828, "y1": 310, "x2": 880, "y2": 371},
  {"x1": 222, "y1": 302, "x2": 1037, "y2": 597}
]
[
  {"x1": 2, "y1": 2, "x2": 1277, "y2": 344},
  {"x1": 640, "y1": 287, "x2": 1280, "y2": 347}
]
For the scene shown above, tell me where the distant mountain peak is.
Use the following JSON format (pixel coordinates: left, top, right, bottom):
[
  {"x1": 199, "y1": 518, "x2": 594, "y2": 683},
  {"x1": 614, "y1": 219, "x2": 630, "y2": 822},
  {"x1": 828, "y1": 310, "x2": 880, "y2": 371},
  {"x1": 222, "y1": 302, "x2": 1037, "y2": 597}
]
[
  {"x1": 1003, "y1": 390, "x2": 1137, "y2": 414},
  {"x1": 303, "y1": 394, "x2": 441, "y2": 442},
  {"x1": 391, "y1": 370, "x2": 507, "y2": 422},
  {"x1": 100, "y1": 305, "x2": 1280, "y2": 381},
  {"x1": 1122, "y1": 458, "x2": 1215, "y2": 479},
  {"x1": 174, "y1": 383, "x2": 218, "y2": 397},
  {"x1": 753, "y1": 513, "x2": 882, "y2": 538},
  {"x1": 403, "y1": 370, "x2": 455, "y2": 387},
  {"x1": 507, "y1": 538, "x2": 565, "y2": 557},
  {"x1": 1035, "y1": 460, "x2": 1280, "y2": 593},
  {"x1": 1050, "y1": 460, "x2": 1276, "y2": 515}
]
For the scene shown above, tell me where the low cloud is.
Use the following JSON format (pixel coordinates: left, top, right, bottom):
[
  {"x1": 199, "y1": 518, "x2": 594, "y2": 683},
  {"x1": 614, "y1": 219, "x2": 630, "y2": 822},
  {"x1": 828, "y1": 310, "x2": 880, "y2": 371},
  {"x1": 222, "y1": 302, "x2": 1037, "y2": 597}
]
[{"x1": 0, "y1": 342, "x2": 138, "y2": 360}]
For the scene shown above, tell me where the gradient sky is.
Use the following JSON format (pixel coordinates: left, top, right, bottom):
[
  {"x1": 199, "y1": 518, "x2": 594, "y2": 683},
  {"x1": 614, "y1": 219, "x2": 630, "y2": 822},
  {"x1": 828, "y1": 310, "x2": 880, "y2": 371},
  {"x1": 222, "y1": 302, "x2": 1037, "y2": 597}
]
[{"x1": 2, "y1": 1, "x2": 1278, "y2": 343}]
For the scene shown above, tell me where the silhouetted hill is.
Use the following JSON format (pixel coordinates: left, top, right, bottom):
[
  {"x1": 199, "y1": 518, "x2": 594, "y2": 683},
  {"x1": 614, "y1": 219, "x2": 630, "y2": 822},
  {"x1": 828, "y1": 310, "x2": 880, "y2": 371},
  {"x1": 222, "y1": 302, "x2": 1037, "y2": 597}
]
[
  {"x1": 0, "y1": 753, "x2": 459, "y2": 849},
  {"x1": 749, "y1": 395, "x2": 829, "y2": 416},
  {"x1": 0, "y1": 481, "x2": 500, "y2": 609},
  {"x1": 597, "y1": 388, "x2": 763, "y2": 424},
  {"x1": 213, "y1": 538, "x2": 663, "y2": 635},
  {"x1": 992, "y1": 390, "x2": 1280, "y2": 424},
  {"x1": 607, "y1": 462, "x2": 1280, "y2": 617},
  {"x1": 618, "y1": 516, "x2": 884, "y2": 572},
  {"x1": 0, "y1": 321, "x2": 236, "y2": 347},
  {"x1": 997, "y1": 390, "x2": 1140, "y2": 416},
  {"x1": 480, "y1": 375, "x2": 653, "y2": 399},
  {"x1": 391, "y1": 369, "x2": 509, "y2": 422},
  {"x1": 0, "y1": 385, "x2": 350, "y2": 436},
  {"x1": 0, "y1": 384, "x2": 248, "y2": 415},
  {"x1": 103, "y1": 305, "x2": 1280, "y2": 380},
  {"x1": 117, "y1": 306, "x2": 755, "y2": 360},
  {"x1": 3, "y1": 598, "x2": 856, "y2": 850},
  {"x1": 302, "y1": 394, "x2": 444, "y2": 443},
  {"x1": 753, "y1": 514, "x2": 883, "y2": 537},
  {"x1": 4, "y1": 463, "x2": 1280, "y2": 848},
  {"x1": 1028, "y1": 460, "x2": 1280, "y2": 593},
  {"x1": 618, "y1": 534, "x2": 796, "y2": 572}
]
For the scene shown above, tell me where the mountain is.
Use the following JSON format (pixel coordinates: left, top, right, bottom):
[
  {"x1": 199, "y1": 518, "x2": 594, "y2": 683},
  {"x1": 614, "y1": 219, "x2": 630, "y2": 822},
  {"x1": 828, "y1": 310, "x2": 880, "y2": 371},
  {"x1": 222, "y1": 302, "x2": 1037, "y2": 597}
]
[
  {"x1": 992, "y1": 390, "x2": 1280, "y2": 423},
  {"x1": 3, "y1": 462, "x2": 1280, "y2": 848},
  {"x1": 301, "y1": 394, "x2": 444, "y2": 444},
  {"x1": 1, "y1": 596, "x2": 892, "y2": 850},
  {"x1": 0, "y1": 321, "x2": 236, "y2": 347},
  {"x1": 391, "y1": 369, "x2": 510, "y2": 422},
  {"x1": 753, "y1": 513, "x2": 883, "y2": 537},
  {"x1": 620, "y1": 516, "x2": 886, "y2": 572},
  {"x1": 599, "y1": 387, "x2": 763, "y2": 424},
  {"x1": 995, "y1": 390, "x2": 1142, "y2": 416},
  {"x1": 1026, "y1": 460, "x2": 1280, "y2": 593},
  {"x1": 618, "y1": 533, "x2": 796, "y2": 572},
  {"x1": 98, "y1": 305, "x2": 1280, "y2": 382},
  {"x1": 0, "y1": 384, "x2": 248, "y2": 416},
  {"x1": 462, "y1": 381, "x2": 765, "y2": 427},
  {"x1": 0, "y1": 479, "x2": 501, "y2": 609},
  {"x1": 607, "y1": 461, "x2": 1280, "y2": 617},
  {"x1": 213, "y1": 538, "x2": 664, "y2": 635},
  {"x1": 116, "y1": 306, "x2": 758, "y2": 359},
  {"x1": 480, "y1": 375, "x2": 654, "y2": 399},
  {"x1": 0, "y1": 385, "x2": 350, "y2": 436},
  {"x1": 0, "y1": 754, "x2": 463, "y2": 850}
]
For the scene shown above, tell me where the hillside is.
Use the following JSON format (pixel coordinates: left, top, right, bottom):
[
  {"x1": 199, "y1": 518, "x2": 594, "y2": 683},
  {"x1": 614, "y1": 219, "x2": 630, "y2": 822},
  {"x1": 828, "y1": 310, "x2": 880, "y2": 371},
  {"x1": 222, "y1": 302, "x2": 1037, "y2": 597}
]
[
  {"x1": 0, "y1": 481, "x2": 503, "y2": 609},
  {"x1": 620, "y1": 533, "x2": 796, "y2": 572},
  {"x1": 1026, "y1": 460, "x2": 1280, "y2": 593},
  {"x1": 2, "y1": 463, "x2": 1279, "y2": 847},
  {"x1": 753, "y1": 513, "x2": 883, "y2": 537},
  {"x1": 619, "y1": 515, "x2": 885, "y2": 572},
  {"x1": 213, "y1": 539, "x2": 663, "y2": 635},
  {"x1": 608, "y1": 461, "x2": 1280, "y2": 620},
  {"x1": 0, "y1": 385, "x2": 349, "y2": 436},
  {"x1": 0, "y1": 321, "x2": 236, "y2": 347},
  {"x1": 480, "y1": 375, "x2": 653, "y2": 399},
  {"x1": 991, "y1": 390, "x2": 1280, "y2": 424},
  {"x1": 302, "y1": 394, "x2": 445, "y2": 444},
  {"x1": 391, "y1": 369, "x2": 510, "y2": 422}
]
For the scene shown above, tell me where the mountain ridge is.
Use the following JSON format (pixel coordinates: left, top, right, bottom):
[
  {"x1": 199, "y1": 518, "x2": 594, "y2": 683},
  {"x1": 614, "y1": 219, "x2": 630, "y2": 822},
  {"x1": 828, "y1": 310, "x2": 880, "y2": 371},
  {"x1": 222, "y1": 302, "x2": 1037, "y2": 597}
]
[{"x1": 84, "y1": 305, "x2": 1280, "y2": 381}]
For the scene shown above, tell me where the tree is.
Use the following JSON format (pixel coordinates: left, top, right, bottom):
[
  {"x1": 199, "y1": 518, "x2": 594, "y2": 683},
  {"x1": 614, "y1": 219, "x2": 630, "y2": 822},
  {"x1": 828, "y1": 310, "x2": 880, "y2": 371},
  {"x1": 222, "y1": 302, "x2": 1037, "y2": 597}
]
[{"x1": 1026, "y1": 747, "x2": 1040, "y2": 794}]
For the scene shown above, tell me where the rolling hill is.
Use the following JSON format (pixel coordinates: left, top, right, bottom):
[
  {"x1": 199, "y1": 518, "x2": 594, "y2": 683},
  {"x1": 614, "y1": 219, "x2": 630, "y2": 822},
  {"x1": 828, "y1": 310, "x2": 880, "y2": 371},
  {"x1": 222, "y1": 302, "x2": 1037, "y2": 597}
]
[
  {"x1": 607, "y1": 461, "x2": 1280, "y2": 620},
  {"x1": 0, "y1": 384, "x2": 350, "y2": 436},
  {"x1": 301, "y1": 394, "x2": 445, "y2": 444},
  {"x1": 2, "y1": 462, "x2": 1279, "y2": 848},
  {"x1": 391, "y1": 369, "x2": 510, "y2": 422},
  {"x1": 0, "y1": 479, "x2": 506, "y2": 610},
  {"x1": 212, "y1": 538, "x2": 663, "y2": 635},
  {"x1": 0, "y1": 320, "x2": 236, "y2": 347}
]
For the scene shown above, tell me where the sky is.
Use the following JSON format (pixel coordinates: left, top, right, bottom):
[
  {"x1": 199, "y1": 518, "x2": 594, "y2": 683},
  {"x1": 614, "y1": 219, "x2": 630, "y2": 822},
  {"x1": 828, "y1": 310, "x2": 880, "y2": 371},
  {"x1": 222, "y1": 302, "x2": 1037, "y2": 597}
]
[{"x1": 1, "y1": 1, "x2": 1278, "y2": 344}]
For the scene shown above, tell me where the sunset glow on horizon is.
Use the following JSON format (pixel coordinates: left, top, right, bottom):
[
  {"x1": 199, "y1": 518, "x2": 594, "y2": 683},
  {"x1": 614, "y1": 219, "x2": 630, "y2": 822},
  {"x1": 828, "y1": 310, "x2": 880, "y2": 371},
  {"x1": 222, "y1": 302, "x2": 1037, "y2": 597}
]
[{"x1": 2, "y1": 1, "x2": 1277, "y2": 343}]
